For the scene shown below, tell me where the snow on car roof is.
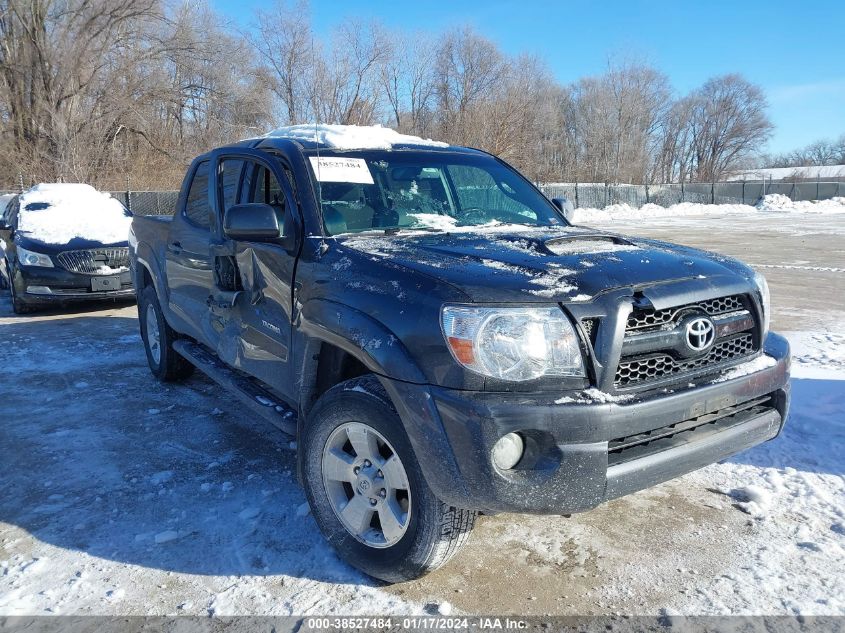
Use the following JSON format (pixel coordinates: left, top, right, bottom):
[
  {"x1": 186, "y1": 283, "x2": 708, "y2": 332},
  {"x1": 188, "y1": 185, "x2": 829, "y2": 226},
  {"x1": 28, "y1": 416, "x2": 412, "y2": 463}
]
[
  {"x1": 260, "y1": 124, "x2": 449, "y2": 150},
  {"x1": 17, "y1": 183, "x2": 131, "y2": 245}
]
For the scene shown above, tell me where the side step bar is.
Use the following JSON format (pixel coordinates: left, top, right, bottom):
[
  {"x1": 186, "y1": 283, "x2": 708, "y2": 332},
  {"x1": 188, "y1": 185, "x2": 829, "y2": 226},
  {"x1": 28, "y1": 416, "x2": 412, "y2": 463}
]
[{"x1": 172, "y1": 340, "x2": 296, "y2": 437}]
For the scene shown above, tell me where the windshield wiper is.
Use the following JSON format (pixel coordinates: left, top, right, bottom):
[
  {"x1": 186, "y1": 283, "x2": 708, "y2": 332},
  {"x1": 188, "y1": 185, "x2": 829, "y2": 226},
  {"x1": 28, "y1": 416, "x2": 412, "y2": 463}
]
[{"x1": 383, "y1": 226, "x2": 444, "y2": 235}]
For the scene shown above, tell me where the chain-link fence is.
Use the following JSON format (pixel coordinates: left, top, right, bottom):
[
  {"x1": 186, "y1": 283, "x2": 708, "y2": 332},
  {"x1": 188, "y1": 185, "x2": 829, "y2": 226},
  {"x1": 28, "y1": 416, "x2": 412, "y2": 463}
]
[
  {"x1": 0, "y1": 189, "x2": 179, "y2": 216},
  {"x1": 540, "y1": 181, "x2": 845, "y2": 209},
  {"x1": 3, "y1": 180, "x2": 844, "y2": 215}
]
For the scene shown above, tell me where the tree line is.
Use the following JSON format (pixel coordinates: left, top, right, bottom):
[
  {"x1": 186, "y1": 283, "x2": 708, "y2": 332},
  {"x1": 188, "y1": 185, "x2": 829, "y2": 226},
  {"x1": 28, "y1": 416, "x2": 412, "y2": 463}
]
[
  {"x1": 761, "y1": 134, "x2": 845, "y2": 169},
  {"x1": 1, "y1": 0, "x2": 782, "y2": 190}
]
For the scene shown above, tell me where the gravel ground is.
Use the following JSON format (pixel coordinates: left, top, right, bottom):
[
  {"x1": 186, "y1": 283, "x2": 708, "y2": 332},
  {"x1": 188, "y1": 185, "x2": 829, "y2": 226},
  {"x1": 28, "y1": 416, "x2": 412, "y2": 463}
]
[{"x1": 0, "y1": 210, "x2": 843, "y2": 616}]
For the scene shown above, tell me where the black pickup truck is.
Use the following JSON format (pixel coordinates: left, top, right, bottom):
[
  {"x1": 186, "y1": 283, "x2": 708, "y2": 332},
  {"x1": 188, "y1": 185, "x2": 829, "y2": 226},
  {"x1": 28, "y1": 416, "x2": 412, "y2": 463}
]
[{"x1": 129, "y1": 126, "x2": 790, "y2": 582}]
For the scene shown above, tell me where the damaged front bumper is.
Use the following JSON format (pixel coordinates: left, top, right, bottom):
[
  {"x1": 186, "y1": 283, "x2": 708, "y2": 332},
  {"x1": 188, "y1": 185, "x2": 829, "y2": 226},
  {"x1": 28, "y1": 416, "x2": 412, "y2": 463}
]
[{"x1": 386, "y1": 332, "x2": 791, "y2": 515}]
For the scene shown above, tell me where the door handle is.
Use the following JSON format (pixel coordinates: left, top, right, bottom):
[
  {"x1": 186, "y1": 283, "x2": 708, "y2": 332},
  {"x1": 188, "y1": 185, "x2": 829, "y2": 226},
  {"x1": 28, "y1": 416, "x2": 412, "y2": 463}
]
[{"x1": 168, "y1": 241, "x2": 183, "y2": 254}]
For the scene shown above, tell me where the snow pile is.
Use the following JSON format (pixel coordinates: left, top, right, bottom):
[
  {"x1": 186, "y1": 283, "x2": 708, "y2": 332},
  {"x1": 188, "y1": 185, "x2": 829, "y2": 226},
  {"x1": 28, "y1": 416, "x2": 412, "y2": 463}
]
[
  {"x1": 262, "y1": 124, "x2": 448, "y2": 150},
  {"x1": 570, "y1": 202, "x2": 750, "y2": 224},
  {"x1": 570, "y1": 196, "x2": 845, "y2": 223},
  {"x1": 17, "y1": 183, "x2": 131, "y2": 245},
  {"x1": 756, "y1": 193, "x2": 845, "y2": 214}
]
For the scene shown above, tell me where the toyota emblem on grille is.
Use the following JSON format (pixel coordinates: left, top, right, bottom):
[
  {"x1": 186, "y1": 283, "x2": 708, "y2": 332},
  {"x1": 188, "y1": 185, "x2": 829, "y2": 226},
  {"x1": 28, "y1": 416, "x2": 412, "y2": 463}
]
[{"x1": 685, "y1": 317, "x2": 715, "y2": 352}]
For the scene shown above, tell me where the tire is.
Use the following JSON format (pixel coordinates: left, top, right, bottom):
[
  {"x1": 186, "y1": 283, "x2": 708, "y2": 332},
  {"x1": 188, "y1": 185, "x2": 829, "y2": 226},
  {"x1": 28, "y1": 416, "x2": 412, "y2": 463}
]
[
  {"x1": 302, "y1": 375, "x2": 476, "y2": 583},
  {"x1": 9, "y1": 272, "x2": 34, "y2": 314},
  {"x1": 138, "y1": 285, "x2": 194, "y2": 381}
]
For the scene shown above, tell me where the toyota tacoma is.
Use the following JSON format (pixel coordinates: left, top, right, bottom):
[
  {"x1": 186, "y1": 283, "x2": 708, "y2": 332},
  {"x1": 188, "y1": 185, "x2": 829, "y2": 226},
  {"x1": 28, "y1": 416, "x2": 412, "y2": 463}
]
[{"x1": 128, "y1": 125, "x2": 790, "y2": 582}]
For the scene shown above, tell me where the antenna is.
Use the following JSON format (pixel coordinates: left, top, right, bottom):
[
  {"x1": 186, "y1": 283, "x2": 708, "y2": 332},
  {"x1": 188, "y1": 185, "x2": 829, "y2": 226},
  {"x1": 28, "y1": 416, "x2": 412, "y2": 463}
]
[{"x1": 311, "y1": 34, "x2": 328, "y2": 254}]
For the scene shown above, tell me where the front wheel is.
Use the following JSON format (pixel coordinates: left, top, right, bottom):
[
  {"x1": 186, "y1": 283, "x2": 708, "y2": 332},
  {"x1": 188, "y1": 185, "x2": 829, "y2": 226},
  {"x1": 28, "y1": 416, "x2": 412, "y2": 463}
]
[
  {"x1": 9, "y1": 271, "x2": 34, "y2": 314},
  {"x1": 302, "y1": 375, "x2": 476, "y2": 583}
]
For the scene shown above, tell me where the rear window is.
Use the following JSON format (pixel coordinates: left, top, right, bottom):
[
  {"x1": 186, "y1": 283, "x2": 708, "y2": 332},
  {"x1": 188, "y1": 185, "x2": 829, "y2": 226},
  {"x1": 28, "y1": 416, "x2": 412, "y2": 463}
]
[{"x1": 185, "y1": 161, "x2": 211, "y2": 227}]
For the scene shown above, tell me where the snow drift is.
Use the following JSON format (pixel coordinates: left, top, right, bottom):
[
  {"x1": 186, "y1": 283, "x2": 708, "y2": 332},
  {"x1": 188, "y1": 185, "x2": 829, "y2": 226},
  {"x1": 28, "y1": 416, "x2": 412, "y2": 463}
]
[{"x1": 17, "y1": 183, "x2": 131, "y2": 245}]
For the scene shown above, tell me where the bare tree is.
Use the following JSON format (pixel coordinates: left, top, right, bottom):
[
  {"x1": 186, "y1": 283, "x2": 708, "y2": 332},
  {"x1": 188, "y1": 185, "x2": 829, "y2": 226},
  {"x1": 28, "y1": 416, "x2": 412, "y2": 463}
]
[
  {"x1": 0, "y1": 3, "x2": 781, "y2": 191},
  {"x1": 250, "y1": 0, "x2": 312, "y2": 126},
  {"x1": 434, "y1": 27, "x2": 505, "y2": 144},
  {"x1": 378, "y1": 31, "x2": 437, "y2": 135},
  {"x1": 687, "y1": 74, "x2": 773, "y2": 181}
]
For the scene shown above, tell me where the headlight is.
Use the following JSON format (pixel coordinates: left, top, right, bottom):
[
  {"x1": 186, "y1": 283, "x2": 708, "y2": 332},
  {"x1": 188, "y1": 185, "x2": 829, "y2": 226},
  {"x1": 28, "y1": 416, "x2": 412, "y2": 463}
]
[
  {"x1": 753, "y1": 270, "x2": 770, "y2": 337},
  {"x1": 441, "y1": 305, "x2": 585, "y2": 381},
  {"x1": 17, "y1": 246, "x2": 53, "y2": 268}
]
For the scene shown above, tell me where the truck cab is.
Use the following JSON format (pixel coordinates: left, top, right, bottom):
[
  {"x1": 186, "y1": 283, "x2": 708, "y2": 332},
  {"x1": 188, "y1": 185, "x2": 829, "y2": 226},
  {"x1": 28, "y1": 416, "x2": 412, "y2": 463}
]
[{"x1": 129, "y1": 125, "x2": 790, "y2": 583}]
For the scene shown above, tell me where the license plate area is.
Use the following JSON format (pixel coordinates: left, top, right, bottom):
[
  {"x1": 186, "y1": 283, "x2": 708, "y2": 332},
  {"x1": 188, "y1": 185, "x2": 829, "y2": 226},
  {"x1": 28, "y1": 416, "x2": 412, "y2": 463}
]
[{"x1": 91, "y1": 276, "x2": 122, "y2": 291}]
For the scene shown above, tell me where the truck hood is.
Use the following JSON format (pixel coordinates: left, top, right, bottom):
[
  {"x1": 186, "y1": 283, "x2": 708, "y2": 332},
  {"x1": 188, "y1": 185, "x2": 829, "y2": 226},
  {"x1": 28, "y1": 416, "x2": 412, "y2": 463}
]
[{"x1": 339, "y1": 225, "x2": 752, "y2": 303}]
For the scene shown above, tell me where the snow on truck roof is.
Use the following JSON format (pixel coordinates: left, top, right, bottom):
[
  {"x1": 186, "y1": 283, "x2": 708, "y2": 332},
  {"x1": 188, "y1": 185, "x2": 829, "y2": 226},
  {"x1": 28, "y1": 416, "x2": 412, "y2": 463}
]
[
  {"x1": 260, "y1": 124, "x2": 449, "y2": 150},
  {"x1": 17, "y1": 183, "x2": 131, "y2": 245}
]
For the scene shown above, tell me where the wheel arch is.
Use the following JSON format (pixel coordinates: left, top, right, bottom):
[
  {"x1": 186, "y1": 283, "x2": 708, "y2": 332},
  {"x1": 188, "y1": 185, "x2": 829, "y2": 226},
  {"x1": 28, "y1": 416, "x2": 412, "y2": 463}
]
[{"x1": 296, "y1": 298, "x2": 427, "y2": 421}]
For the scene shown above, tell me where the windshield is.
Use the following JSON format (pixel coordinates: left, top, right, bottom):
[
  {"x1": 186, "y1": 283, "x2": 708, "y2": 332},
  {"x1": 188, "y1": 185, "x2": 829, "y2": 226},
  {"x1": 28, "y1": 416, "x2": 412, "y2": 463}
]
[{"x1": 307, "y1": 150, "x2": 565, "y2": 236}]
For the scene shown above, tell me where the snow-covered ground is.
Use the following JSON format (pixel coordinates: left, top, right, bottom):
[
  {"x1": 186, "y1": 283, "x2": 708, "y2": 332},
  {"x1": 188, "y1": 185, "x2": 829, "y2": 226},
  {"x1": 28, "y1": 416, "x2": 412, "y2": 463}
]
[{"x1": 0, "y1": 208, "x2": 843, "y2": 617}]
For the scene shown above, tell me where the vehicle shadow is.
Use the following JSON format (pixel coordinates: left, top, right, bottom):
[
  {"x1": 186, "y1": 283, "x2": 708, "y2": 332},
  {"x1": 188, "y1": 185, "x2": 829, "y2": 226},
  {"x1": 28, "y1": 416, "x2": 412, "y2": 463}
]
[
  {"x1": 0, "y1": 309, "x2": 368, "y2": 585},
  {"x1": 722, "y1": 375, "x2": 844, "y2": 476}
]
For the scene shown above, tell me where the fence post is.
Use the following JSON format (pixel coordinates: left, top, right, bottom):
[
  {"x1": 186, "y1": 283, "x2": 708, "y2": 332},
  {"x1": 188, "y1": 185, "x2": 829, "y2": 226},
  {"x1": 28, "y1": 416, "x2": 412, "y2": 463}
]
[
  {"x1": 816, "y1": 178, "x2": 820, "y2": 202},
  {"x1": 645, "y1": 183, "x2": 650, "y2": 205},
  {"x1": 742, "y1": 181, "x2": 745, "y2": 205},
  {"x1": 125, "y1": 175, "x2": 132, "y2": 214},
  {"x1": 680, "y1": 180, "x2": 684, "y2": 203},
  {"x1": 710, "y1": 182, "x2": 715, "y2": 204},
  {"x1": 574, "y1": 182, "x2": 579, "y2": 209},
  {"x1": 604, "y1": 183, "x2": 609, "y2": 208}
]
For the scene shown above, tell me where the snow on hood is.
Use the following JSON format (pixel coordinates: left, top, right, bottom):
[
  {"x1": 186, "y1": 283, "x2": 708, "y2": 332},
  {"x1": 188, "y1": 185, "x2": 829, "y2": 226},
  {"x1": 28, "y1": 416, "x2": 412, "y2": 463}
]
[
  {"x1": 260, "y1": 124, "x2": 448, "y2": 150},
  {"x1": 338, "y1": 225, "x2": 748, "y2": 303},
  {"x1": 17, "y1": 183, "x2": 131, "y2": 246}
]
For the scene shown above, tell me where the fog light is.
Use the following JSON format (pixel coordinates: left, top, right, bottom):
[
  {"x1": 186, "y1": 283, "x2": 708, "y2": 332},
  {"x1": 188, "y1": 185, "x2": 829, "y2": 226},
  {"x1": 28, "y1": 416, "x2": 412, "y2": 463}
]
[
  {"x1": 491, "y1": 432, "x2": 524, "y2": 470},
  {"x1": 26, "y1": 285, "x2": 52, "y2": 295}
]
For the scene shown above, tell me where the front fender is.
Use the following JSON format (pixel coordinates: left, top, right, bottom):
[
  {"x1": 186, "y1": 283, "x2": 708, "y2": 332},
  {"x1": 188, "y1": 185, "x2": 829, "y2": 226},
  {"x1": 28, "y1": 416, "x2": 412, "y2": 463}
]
[{"x1": 296, "y1": 298, "x2": 427, "y2": 386}]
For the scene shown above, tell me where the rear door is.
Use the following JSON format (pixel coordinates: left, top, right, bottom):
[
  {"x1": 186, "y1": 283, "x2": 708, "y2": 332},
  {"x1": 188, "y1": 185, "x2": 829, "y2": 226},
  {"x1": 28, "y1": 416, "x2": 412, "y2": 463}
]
[
  {"x1": 209, "y1": 149, "x2": 301, "y2": 399},
  {"x1": 164, "y1": 159, "x2": 217, "y2": 346}
]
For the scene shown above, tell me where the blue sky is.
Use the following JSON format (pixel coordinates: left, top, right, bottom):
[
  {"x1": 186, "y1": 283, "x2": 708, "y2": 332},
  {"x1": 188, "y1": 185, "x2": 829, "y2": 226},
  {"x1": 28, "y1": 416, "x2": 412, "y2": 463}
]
[{"x1": 215, "y1": 0, "x2": 845, "y2": 154}]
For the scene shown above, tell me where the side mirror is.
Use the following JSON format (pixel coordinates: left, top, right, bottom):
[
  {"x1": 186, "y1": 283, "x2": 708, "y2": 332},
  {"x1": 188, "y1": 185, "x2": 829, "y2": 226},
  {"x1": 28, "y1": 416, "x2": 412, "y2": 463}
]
[
  {"x1": 551, "y1": 197, "x2": 576, "y2": 223},
  {"x1": 223, "y1": 203, "x2": 281, "y2": 241}
]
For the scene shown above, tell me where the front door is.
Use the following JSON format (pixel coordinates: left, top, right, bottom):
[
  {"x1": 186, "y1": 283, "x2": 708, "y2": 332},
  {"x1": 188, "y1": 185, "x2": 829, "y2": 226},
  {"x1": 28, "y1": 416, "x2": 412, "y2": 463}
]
[{"x1": 210, "y1": 150, "x2": 300, "y2": 401}]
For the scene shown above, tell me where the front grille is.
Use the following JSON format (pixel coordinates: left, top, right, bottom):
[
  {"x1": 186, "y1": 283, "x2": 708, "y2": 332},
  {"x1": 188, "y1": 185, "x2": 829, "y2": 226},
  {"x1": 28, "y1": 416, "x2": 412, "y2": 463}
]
[
  {"x1": 614, "y1": 293, "x2": 758, "y2": 390},
  {"x1": 56, "y1": 248, "x2": 130, "y2": 275},
  {"x1": 608, "y1": 395, "x2": 776, "y2": 467},
  {"x1": 626, "y1": 294, "x2": 745, "y2": 332},
  {"x1": 616, "y1": 332, "x2": 755, "y2": 387}
]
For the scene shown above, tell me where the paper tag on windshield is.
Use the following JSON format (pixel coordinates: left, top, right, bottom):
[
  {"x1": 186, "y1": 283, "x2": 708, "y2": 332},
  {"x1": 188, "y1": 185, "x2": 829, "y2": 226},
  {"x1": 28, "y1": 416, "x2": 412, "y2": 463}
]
[{"x1": 309, "y1": 157, "x2": 374, "y2": 184}]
